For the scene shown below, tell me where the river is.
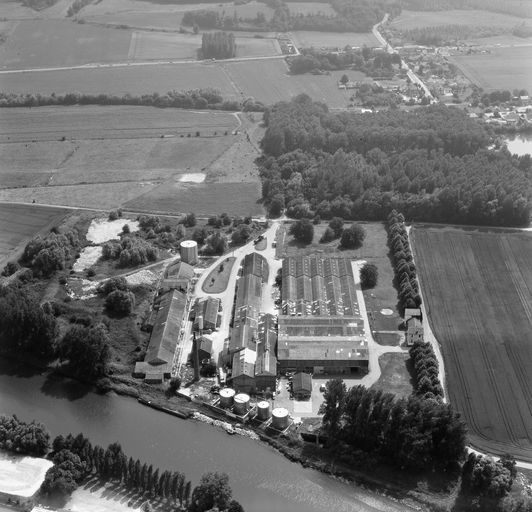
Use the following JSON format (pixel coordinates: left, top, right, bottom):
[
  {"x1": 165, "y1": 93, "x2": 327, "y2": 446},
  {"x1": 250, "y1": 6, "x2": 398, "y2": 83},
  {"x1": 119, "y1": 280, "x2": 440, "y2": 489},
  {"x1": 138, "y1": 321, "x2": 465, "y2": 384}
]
[
  {"x1": 505, "y1": 132, "x2": 532, "y2": 156},
  {"x1": 0, "y1": 358, "x2": 417, "y2": 512}
]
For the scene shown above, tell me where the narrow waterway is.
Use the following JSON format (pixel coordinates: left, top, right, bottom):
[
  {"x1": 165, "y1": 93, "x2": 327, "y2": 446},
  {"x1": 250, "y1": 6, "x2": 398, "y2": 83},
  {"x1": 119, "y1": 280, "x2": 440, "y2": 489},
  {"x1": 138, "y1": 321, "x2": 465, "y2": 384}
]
[{"x1": 0, "y1": 358, "x2": 418, "y2": 512}]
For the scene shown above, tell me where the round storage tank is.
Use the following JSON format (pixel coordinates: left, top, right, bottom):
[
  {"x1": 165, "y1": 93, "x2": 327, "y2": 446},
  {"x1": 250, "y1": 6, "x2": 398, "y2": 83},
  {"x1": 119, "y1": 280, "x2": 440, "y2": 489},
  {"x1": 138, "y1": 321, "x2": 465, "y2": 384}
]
[
  {"x1": 219, "y1": 388, "x2": 235, "y2": 408},
  {"x1": 233, "y1": 393, "x2": 250, "y2": 415},
  {"x1": 271, "y1": 408, "x2": 289, "y2": 430},
  {"x1": 180, "y1": 240, "x2": 198, "y2": 265},
  {"x1": 256, "y1": 401, "x2": 271, "y2": 421}
]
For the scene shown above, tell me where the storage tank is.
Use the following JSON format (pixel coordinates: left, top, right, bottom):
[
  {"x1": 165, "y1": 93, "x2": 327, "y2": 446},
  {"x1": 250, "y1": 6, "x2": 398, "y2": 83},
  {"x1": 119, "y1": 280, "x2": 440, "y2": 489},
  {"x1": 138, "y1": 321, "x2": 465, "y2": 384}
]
[
  {"x1": 180, "y1": 240, "x2": 198, "y2": 265},
  {"x1": 256, "y1": 401, "x2": 271, "y2": 421},
  {"x1": 233, "y1": 393, "x2": 250, "y2": 415},
  {"x1": 271, "y1": 408, "x2": 289, "y2": 430},
  {"x1": 219, "y1": 388, "x2": 235, "y2": 408}
]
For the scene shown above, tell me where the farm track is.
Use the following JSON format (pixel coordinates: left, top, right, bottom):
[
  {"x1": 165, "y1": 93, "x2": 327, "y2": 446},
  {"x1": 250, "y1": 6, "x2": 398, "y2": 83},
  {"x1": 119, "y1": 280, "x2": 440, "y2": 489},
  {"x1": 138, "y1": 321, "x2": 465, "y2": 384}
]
[{"x1": 412, "y1": 227, "x2": 532, "y2": 461}]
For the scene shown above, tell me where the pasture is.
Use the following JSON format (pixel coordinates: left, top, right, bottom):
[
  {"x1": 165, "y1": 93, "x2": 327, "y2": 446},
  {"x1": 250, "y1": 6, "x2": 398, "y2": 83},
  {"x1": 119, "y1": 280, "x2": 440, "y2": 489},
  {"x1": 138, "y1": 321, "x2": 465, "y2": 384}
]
[
  {"x1": 389, "y1": 9, "x2": 526, "y2": 31},
  {"x1": 125, "y1": 181, "x2": 264, "y2": 216},
  {"x1": 412, "y1": 226, "x2": 532, "y2": 461},
  {"x1": 0, "y1": 106, "x2": 239, "y2": 208},
  {"x1": 224, "y1": 59, "x2": 367, "y2": 107},
  {"x1": 286, "y1": 2, "x2": 335, "y2": 16},
  {"x1": 291, "y1": 30, "x2": 380, "y2": 49},
  {"x1": 450, "y1": 47, "x2": 532, "y2": 92},
  {"x1": 0, "y1": 203, "x2": 70, "y2": 267},
  {"x1": 0, "y1": 62, "x2": 238, "y2": 96},
  {"x1": 0, "y1": 19, "x2": 132, "y2": 70}
]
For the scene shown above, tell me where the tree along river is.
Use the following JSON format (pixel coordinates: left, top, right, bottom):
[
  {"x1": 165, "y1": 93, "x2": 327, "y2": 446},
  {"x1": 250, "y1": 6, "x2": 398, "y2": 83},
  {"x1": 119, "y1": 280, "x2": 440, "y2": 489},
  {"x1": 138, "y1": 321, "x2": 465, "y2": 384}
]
[{"x1": 0, "y1": 358, "x2": 418, "y2": 512}]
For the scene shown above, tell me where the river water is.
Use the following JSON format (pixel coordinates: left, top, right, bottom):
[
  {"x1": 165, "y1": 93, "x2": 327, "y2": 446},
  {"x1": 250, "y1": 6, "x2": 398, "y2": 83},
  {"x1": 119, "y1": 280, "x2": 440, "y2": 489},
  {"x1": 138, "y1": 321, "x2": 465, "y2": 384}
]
[
  {"x1": 0, "y1": 358, "x2": 416, "y2": 512},
  {"x1": 505, "y1": 132, "x2": 532, "y2": 156}
]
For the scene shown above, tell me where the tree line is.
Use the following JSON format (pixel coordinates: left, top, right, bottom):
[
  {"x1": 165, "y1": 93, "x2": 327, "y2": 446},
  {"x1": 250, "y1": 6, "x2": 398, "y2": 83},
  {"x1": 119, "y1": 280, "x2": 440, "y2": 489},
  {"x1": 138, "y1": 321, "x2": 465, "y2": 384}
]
[
  {"x1": 320, "y1": 380, "x2": 467, "y2": 471},
  {"x1": 386, "y1": 210, "x2": 421, "y2": 314},
  {"x1": 0, "y1": 90, "x2": 265, "y2": 112},
  {"x1": 0, "y1": 414, "x2": 50, "y2": 457},
  {"x1": 201, "y1": 32, "x2": 236, "y2": 59},
  {"x1": 409, "y1": 341, "x2": 444, "y2": 399},
  {"x1": 259, "y1": 95, "x2": 530, "y2": 226}
]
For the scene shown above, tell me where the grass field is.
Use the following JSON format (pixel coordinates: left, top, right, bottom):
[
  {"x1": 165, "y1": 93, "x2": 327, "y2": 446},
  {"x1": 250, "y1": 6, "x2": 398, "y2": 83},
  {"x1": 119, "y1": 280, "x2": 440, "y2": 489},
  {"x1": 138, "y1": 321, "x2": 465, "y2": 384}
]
[
  {"x1": 224, "y1": 60, "x2": 368, "y2": 107},
  {"x1": 0, "y1": 19, "x2": 133, "y2": 70},
  {"x1": 450, "y1": 47, "x2": 532, "y2": 92},
  {"x1": 0, "y1": 203, "x2": 70, "y2": 267},
  {"x1": 0, "y1": 106, "x2": 239, "y2": 208},
  {"x1": 0, "y1": 62, "x2": 239, "y2": 96},
  {"x1": 389, "y1": 9, "x2": 527, "y2": 31},
  {"x1": 412, "y1": 226, "x2": 532, "y2": 460},
  {"x1": 125, "y1": 181, "x2": 264, "y2": 216},
  {"x1": 371, "y1": 352, "x2": 413, "y2": 399},
  {"x1": 202, "y1": 256, "x2": 236, "y2": 293},
  {"x1": 291, "y1": 30, "x2": 380, "y2": 49},
  {"x1": 286, "y1": 2, "x2": 335, "y2": 16}
]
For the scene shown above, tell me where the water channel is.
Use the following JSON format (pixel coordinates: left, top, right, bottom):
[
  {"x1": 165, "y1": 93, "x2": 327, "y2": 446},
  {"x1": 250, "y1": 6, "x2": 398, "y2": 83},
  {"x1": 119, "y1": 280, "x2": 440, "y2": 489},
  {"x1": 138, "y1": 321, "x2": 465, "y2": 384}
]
[
  {"x1": 0, "y1": 358, "x2": 416, "y2": 512},
  {"x1": 505, "y1": 132, "x2": 532, "y2": 156}
]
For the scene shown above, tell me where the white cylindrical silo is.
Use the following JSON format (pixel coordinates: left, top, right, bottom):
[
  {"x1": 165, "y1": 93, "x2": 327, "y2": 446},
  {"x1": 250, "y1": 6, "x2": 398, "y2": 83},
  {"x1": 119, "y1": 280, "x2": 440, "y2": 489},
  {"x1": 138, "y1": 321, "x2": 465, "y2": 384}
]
[
  {"x1": 233, "y1": 393, "x2": 250, "y2": 415},
  {"x1": 219, "y1": 388, "x2": 235, "y2": 408},
  {"x1": 180, "y1": 240, "x2": 198, "y2": 265},
  {"x1": 256, "y1": 401, "x2": 271, "y2": 421},
  {"x1": 271, "y1": 408, "x2": 289, "y2": 430}
]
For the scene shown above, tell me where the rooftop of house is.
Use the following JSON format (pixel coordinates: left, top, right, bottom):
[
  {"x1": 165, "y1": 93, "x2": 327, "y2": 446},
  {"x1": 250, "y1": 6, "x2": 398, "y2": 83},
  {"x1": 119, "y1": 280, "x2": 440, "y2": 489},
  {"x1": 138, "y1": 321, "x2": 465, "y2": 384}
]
[{"x1": 292, "y1": 372, "x2": 312, "y2": 392}]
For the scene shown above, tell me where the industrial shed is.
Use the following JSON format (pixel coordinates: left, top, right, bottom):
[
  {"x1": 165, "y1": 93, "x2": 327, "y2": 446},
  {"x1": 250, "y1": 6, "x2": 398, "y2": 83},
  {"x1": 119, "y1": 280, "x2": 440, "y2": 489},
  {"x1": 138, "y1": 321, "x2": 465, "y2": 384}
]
[
  {"x1": 160, "y1": 260, "x2": 194, "y2": 293},
  {"x1": 292, "y1": 372, "x2": 312, "y2": 400},
  {"x1": 230, "y1": 348, "x2": 256, "y2": 394},
  {"x1": 194, "y1": 297, "x2": 220, "y2": 331}
]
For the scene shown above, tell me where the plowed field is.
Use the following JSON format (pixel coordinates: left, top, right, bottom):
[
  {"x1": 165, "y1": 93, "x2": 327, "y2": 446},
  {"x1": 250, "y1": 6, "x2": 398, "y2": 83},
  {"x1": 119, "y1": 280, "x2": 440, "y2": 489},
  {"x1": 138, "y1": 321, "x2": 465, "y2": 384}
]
[{"x1": 412, "y1": 226, "x2": 532, "y2": 460}]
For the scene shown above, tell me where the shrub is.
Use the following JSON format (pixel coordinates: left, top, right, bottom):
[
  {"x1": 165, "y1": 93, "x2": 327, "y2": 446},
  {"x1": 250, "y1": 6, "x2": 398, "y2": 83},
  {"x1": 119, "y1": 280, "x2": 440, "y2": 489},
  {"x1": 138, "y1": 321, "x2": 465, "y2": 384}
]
[
  {"x1": 320, "y1": 227, "x2": 336, "y2": 243},
  {"x1": 105, "y1": 290, "x2": 135, "y2": 315},
  {"x1": 360, "y1": 263, "x2": 378, "y2": 289},
  {"x1": 108, "y1": 210, "x2": 119, "y2": 221},
  {"x1": 340, "y1": 224, "x2": 365, "y2": 249},
  {"x1": 289, "y1": 219, "x2": 314, "y2": 245}
]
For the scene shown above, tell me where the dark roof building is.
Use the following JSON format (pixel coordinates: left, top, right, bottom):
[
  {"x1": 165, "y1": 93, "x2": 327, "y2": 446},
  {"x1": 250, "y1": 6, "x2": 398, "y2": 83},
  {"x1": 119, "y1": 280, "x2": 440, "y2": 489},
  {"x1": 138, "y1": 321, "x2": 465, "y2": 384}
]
[
  {"x1": 194, "y1": 297, "x2": 220, "y2": 331},
  {"x1": 161, "y1": 260, "x2": 194, "y2": 293},
  {"x1": 146, "y1": 289, "x2": 187, "y2": 366},
  {"x1": 255, "y1": 314, "x2": 277, "y2": 392},
  {"x1": 292, "y1": 372, "x2": 312, "y2": 400},
  {"x1": 278, "y1": 256, "x2": 369, "y2": 374},
  {"x1": 198, "y1": 336, "x2": 213, "y2": 361}
]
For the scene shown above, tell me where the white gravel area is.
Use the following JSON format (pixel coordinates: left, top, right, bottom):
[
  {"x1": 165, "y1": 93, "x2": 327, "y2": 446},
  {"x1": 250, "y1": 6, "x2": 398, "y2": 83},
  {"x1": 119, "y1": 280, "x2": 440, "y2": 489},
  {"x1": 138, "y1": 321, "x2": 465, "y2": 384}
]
[
  {"x1": 179, "y1": 173, "x2": 205, "y2": 183},
  {"x1": 73, "y1": 246, "x2": 103, "y2": 272},
  {"x1": 125, "y1": 269, "x2": 158, "y2": 286},
  {"x1": 0, "y1": 452, "x2": 53, "y2": 498},
  {"x1": 86, "y1": 218, "x2": 139, "y2": 244}
]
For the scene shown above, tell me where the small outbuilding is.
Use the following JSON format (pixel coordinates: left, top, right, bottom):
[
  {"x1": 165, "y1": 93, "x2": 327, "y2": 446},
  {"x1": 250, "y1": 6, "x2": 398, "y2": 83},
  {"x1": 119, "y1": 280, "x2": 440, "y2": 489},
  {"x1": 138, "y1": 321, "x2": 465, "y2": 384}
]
[
  {"x1": 406, "y1": 317, "x2": 424, "y2": 346},
  {"x1": 292, "y1": 372, "x2": 312, "y2": 400},
  {"x1": 197, "y1": 336, "x2": 213, "y2": 362}
]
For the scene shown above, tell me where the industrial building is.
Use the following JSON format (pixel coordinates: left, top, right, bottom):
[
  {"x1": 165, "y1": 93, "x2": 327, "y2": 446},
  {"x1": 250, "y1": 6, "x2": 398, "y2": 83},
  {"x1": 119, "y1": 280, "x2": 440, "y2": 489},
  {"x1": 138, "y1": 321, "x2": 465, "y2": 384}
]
[
  {"x1": 292, "y1": 372, "x2": 312, "y2": 400},
  {"x1": 230, "y1": 348, "x2": 256, "y2": 393},
  {"x1": 277, "y1": 255, "x2": 369, "y2": 374},
  {"x1": 254, "y1": 314, "x2": 277, "y2": 393},
  {"x1": 193, "y1": 297, "x2": 220, "y2": 331},
  {"x1": 134, "y1": 289, "x2": 188, "y2": 382},
  {"x1": 160, "y1": 260, "x2": 195, "y2": 294},
  {"x1": 197, "y1": 336, "x2": 213, "y2": 362}
]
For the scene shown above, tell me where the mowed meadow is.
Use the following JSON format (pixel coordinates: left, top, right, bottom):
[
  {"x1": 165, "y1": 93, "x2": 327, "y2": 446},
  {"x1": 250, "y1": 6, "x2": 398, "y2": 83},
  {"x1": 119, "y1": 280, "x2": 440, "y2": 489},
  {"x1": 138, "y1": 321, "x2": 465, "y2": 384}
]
[{"x1": 412, "y1": 226, "x2": 532, "y2": 461}]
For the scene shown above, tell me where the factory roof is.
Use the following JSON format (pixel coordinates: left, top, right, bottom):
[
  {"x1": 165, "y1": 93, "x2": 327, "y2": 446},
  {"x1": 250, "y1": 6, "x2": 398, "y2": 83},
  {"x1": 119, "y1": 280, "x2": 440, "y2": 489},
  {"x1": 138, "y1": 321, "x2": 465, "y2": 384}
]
[
  {"x1": 165, "y1": 260, "x2": 195, "y2": 282},
  {"x1": 292, "y1": 372, "x2": 312, "y2": 393},
  {"x1": 231, "y1": 348, "x2": 256, "y2": 379},
  {"x1": 146, "y1": 289, "x2": 186, "y2": 365},
  {"x1": 242, "y1": 252, "x2": 269, "y2": 281},
  {"x1": 255, "y1": 351, "x2": 277, "y2": 376}
]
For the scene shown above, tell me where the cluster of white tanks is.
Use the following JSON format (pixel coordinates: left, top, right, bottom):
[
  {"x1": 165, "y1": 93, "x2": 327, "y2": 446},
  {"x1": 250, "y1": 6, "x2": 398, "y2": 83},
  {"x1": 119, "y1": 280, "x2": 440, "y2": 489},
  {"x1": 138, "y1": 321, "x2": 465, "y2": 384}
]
[{"x1": 218, "y1": 389, "x2": 289, "y2": 428}]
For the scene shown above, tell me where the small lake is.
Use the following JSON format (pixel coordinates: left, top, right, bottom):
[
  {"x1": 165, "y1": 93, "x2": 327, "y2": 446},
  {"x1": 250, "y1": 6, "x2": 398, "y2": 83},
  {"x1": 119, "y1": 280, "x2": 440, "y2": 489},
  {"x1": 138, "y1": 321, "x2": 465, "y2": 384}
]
[
  {"x1": 0, "y1": 358, "x2": 417, "y2": 512},
  {"x1": 505, "y1": 132, "x2": 532, "y2": 156}
]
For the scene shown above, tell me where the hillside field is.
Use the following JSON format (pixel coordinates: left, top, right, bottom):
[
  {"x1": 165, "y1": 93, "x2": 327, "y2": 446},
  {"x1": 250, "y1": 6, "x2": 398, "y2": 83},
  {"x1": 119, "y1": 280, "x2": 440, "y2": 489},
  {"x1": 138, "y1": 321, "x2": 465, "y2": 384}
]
[
  {"x1": 0, "y1": 203, "x2": 70, "y2": 267},
  {"x1": 389, "y1": 9, "x2": 528, "y2": 31},
  {"x1": 412, "y1": 226, "x2": 532, "y2": 461},
  {"x1": 450, "y1": 46, "x2": 532, "y2": 92},
  {"x1": 0, "y1": 106, "x2": 238, "y2": 207},
  {"x1": 291, "y1": 30, "x2": 380, "y2": 49},
  {"x1": 0, "y1": 62, "x2": 238, "y2": 96},
  {"x1": 224, "y1": 60, "x2": 369, "y2": 107}
]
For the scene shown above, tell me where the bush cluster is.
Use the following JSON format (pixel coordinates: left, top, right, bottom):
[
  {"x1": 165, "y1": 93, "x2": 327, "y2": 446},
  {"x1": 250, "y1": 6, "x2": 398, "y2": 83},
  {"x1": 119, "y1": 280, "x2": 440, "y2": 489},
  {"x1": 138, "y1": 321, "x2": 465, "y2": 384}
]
[
  {"x1": 409, "y1": 341, "x2": 444, "y2": 400},
  {"x1": 0, "y1": 414, "x2": 50, "y2": 457},
  {"x1": 387, "y1": 210, "x2": 421, "y2": 314},
  {"x1": 22, "y1": 230, "x2": 79, "y2": 277},
  {"x1": 102, "y1": 236, "x2": 157, "y2": 268}
]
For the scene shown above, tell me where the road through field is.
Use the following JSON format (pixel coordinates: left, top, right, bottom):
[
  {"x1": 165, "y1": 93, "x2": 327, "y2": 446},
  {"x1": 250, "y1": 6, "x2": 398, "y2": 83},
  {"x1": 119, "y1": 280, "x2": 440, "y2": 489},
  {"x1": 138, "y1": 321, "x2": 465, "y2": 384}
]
[{"x1": 412, "y1": 226, "x2": 532, "y2": 462}]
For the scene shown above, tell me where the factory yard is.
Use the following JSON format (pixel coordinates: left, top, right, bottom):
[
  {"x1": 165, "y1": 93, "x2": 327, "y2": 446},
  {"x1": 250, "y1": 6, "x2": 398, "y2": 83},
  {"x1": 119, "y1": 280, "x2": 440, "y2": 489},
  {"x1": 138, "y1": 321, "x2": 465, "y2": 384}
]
[{"x1": 412, "y1": 226, "x2": 532, "y2": 461}]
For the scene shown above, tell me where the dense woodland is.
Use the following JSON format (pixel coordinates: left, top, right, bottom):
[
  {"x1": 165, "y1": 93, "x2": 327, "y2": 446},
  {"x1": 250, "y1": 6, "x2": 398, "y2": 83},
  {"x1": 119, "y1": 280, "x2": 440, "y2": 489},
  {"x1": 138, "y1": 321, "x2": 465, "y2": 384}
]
[
  {"x1": 201, "y1": 31, "x2": 236, "y2": 59},
  {"x1": 259, "y1": 95, "x2": 531, "y2": 226},
  {"x1": 398, "y1": 0, "x2": 532, "y2": 18},
  {"x1": 397, "y1": 24, "x2": 508, "y2": 45},
  {"x1": 0, "y1": 415, "x2": 50, "y2": 457},
  {"x1": 320, "y1": 380, "x2": 467, "y2": 471}
]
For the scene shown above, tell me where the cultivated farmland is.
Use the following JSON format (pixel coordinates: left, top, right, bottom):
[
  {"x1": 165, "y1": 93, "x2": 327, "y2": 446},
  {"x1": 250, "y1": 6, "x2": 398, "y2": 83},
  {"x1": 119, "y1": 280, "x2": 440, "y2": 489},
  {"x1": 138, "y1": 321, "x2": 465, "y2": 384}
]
[
  {"x1": 224, "y1": 60, "x2": 367, "y2": 107},
  {"x1": 0, "y1": 203, "x2": 70, "y2": 267},
  {"x1": 450, "y1": 46, "x2": 532, "y2": 92},
  {"x1": 0, "y1": 62, "x2": 238, "y2": 96},
  {"x1": 412, "y1": 226, "x2": 532, "y2": 461}
]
